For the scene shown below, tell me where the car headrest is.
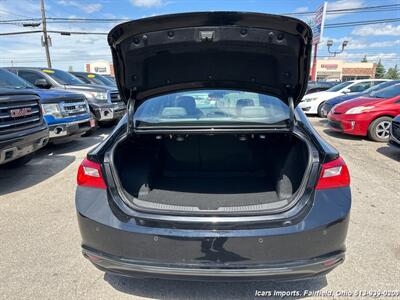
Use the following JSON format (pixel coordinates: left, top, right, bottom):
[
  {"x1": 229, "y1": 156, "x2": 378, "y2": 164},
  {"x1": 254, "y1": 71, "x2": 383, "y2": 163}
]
[
  {"x1": 176, "y1": 96, "x2": 197, "y2": 115},
  {"x1": 160, "y1": 107, "x2": 187, "y2": 118},
  {"x1": 236, "y1": 98, "x2": 255, "y2": 114},
  {"x1": 236, "y1": 98, "x2": 255, "y2": 108},
  {"x1": 240, "y1": 106, "x2": 267, "y2": 118}
]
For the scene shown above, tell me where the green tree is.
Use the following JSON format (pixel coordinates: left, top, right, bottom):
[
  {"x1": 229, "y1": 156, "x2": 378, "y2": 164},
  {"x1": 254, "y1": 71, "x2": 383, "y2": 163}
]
[
  {"x1": 375, "y1": 60, "x2": 385, "y2": 79},
  {"x1": 361, "y1": 55, "x2": 368, "y2": 63},
  {"x1": 385, "y1": 65, "x2": 400, "y2": 79}
]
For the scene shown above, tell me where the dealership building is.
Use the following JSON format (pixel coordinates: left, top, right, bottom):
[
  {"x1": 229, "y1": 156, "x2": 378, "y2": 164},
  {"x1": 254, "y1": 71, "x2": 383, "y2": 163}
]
[
  {"x1": 84, "y1": 59, "x2": 376, "y2": 82},
  {"x1": 84, "y1": 60, "x2": 114, "y2": 76},
  {"x1": 314, "y1": 59, "x2": 377, "y2": 81}
]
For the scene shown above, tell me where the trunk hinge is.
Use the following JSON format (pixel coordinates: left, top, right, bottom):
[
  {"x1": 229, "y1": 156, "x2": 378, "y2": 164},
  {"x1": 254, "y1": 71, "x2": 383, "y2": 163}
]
[
  {"x1": 288, "y1": 96, "x2": 296, "y2": 132},
  {"x1": 127, "y1": 90, "x2": 136, "y2": 135}
]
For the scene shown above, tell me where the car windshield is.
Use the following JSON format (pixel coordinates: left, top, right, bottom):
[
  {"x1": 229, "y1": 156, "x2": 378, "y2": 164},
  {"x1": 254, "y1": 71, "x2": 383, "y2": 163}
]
[
  {"x1": 134, "y1": 89, "x2": 290, "y2": 127},
  {"x1": 87, "y1": 74, "x2": 115, "y2": 86},
  {"x1": 0, "y1": 69, "x2": 33, "y2": 89},
  {"x1": 370, "y1": 84, "x2": 400, "y2": 99},
  {"x1": 43, "y1": 69, "x2": 84, "y2": 85},
  {"x1": 326, "y1": 81, "x2": 353, "y2": 92},
  {"x1": 367, "y1": 81, "x2": 399, "y2": 96}
]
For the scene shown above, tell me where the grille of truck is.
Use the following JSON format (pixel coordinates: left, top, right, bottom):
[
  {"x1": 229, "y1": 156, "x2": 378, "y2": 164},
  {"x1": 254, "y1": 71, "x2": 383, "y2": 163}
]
[
  {"x1": 110, "y1": 91, "x2": 124, "y2": 106},
  {"x1": 62, "y1": 99, "x2": 88, "y2": 116},
  {"x1": 0, "y1": 95, "x2": 43, "y2": 134}
]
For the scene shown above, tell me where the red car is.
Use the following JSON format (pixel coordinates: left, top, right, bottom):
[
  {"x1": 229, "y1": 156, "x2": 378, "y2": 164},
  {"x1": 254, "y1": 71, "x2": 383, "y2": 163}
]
[{"x1": 327, "y1": 83, "x2": 400, "y2": 142}]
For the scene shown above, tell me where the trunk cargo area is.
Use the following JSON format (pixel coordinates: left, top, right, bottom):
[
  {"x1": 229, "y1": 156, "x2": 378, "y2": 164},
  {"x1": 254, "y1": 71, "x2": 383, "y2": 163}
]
[{"x1": 112, "y1": 133, "x2": 309, "y2": 214}]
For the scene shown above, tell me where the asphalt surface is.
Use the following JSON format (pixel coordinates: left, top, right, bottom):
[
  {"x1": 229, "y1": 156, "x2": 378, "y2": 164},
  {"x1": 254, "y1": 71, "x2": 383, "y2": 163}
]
[{"x1": 0, "y1": 118, "x2": 399, "y2": 300}]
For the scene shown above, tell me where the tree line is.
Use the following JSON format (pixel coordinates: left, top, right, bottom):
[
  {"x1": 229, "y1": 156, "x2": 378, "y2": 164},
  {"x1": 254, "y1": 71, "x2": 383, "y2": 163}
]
[{"x1": 374, "y1": 60, "x2": 399, "y2": 79}]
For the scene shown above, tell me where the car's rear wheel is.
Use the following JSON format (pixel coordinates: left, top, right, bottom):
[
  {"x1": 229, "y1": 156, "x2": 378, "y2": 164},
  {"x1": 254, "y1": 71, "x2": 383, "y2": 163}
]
[
  {"x1": 368, "y1": 116, "x2": 392, "y2": 142},
  {"x1": 82, "y1": 112, "x2": 97, "y2": 137},
  {"x1": 98, "y1": 120, "x2": 116, "y2": 128},
  {"x1": 317, "y1": 102, "x2": 325, "y2": 118}
]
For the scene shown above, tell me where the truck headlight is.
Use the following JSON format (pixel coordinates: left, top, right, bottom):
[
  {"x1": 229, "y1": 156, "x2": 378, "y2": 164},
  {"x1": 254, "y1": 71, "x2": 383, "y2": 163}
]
[
  {"x1": 42, "y1": 103, "x2": 62, "y2": 118},
  {"x1": 83, "y1": 91, "x2": 108, "y2": 101},
  {"x1": 345, "y1": 106, "x2": 374, "y2": 114}
]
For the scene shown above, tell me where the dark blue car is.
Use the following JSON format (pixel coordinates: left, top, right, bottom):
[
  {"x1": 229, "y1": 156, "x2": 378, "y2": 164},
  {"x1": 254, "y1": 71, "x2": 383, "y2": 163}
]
[{"x1": 321, "y1": 80, "x2": 400, "y2": 117}]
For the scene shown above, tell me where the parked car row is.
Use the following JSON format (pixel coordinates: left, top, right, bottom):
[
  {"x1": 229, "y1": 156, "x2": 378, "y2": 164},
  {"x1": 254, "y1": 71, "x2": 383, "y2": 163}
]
[
  {"x1": 0, "y1": 68, "x2": 123, "y2": 167},
  {"x1": 6, "y1": 67, "x2": 125, "y2": 125},
  {"x1": 326, "y1": 83, "x2": 400, "y2": 142},
  {"x1": 300, "y1": 79, "x2": 390, "y2": 117},
  {"x1": 300, "y1": 79, "x2": 400, "y2": 144},
  {"x1": 305, "y1": 81, "x2": 337, "y2": 95}
]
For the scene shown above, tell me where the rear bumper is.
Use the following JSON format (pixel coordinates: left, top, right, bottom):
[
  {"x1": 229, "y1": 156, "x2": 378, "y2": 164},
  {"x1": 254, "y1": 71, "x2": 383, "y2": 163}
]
[
  {"x1": 83, "y1": 246, "x2": 344, "y2": 281},
  {"x1": 389, "y1": 122, "x2": 400, "y2": 148},
  {"x1": 389, "y1": 135, "x2": 400, "y2": 148},
  {"x1": 76, "y1": 187, "x2": 351, "y2": 280}
]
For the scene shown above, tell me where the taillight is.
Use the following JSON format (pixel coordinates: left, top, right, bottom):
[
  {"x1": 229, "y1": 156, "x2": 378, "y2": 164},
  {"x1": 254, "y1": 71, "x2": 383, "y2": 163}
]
[
  {"x1": 77, "y1": 159, "x2": 106, "y2": 189},
  {"x1": 316, "y1": 157, "x2": 350, "y2": 190}
]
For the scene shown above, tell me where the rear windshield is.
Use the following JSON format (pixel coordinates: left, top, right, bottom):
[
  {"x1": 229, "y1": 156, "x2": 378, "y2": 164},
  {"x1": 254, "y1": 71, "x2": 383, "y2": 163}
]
[
  {"x1": 326, "y1": 81, "x2": 353, "y2": 92},
  {"x1": 134, "y1": 89, "x2": 289, "y2": 127}
]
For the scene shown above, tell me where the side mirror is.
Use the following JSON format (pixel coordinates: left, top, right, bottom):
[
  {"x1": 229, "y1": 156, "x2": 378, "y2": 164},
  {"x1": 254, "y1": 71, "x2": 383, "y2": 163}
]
[
  {"x1": 34, "y1": 78, "x2": 51, "y2": 89},
  {"x1": 342, "y1": 88, "x2": 351, "y2": 94}
]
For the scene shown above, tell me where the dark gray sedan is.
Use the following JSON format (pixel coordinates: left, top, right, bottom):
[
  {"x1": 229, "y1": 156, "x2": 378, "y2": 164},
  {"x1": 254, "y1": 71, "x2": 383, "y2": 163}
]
[{"x1": 75, "y1": 12, "x2": 351, "y2": 281}]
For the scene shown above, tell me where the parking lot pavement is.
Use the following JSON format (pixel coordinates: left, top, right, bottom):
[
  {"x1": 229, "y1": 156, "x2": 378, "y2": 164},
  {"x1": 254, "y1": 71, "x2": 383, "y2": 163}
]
[{"x1": 0, "y1": 118, "x2": 399, "y2": 300}]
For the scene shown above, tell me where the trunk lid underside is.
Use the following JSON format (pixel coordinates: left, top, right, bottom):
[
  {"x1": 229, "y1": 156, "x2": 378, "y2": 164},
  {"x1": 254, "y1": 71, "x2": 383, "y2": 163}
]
[{"x1": 108, "y1": 12, "x2": 312, "y2": 106}]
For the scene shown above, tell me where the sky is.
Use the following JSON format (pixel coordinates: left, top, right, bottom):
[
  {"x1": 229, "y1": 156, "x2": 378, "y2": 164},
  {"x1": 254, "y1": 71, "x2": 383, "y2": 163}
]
[{"x1": 0, "y1": 0, "x2": 399, "y2": 71}]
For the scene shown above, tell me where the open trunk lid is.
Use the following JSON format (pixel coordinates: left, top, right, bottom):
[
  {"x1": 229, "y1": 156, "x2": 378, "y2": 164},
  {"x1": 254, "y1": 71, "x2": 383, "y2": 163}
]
[{"x1": 108, "y1": 12, "x2": 312, "y2": 107}]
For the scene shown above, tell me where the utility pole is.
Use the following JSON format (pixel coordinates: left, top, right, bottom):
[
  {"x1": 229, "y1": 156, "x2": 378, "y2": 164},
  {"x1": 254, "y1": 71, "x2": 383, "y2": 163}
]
[{"x1": 40, "y1": 0, "x2": 52, "y2": 68}]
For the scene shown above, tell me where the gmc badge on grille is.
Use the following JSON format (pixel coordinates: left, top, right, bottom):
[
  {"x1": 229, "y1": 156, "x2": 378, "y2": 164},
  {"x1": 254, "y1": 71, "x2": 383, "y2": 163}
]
[{"x1": 10, "y1": 107, "x2": 33, "y2": 118}]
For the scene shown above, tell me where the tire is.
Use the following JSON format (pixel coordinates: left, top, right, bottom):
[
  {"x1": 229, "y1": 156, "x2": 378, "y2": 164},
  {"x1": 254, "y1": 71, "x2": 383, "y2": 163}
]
[
  {"x1": 82, "y1": 112, "x2": 97, "y2": 137},
  {"x1": 3, "y1": 153, "x2": 34, "y2": 168},
  {"x1": 317, "y1": 102, "x2": 325, "y2": 118},
  {"x1": 367, "y1": 116, "x2": 392, "y2": 142},
  {"x1": 98, "y1": 120, "x2": 116, "y2": 128}
]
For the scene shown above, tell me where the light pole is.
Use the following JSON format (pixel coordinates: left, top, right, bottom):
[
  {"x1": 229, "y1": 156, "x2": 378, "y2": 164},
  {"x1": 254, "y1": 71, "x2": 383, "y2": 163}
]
[
  {"x1": 40, "y1": 0, "x2": 52, "y2": 68},
  {"x1": 327, "y1": 40, "x2": 348, "y2": 57}
]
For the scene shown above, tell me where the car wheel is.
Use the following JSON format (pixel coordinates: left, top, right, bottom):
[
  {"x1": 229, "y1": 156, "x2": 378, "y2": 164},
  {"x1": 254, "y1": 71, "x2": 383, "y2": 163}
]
[
  {"x1": 98, "y1": 120, "x2": 116, "y2": 128},
  {"x1": 82, "y1": 112, "x2": 97, "y2": 137},
  {"x1": 367, "y1": 116, "x2": 392, "y2": 142},
  {"x1": 3, "y1": 153, "x2": 34, "y2": 168},
  {"x1": 317, "y1": 102, "x2": 325, "y2": 118}
]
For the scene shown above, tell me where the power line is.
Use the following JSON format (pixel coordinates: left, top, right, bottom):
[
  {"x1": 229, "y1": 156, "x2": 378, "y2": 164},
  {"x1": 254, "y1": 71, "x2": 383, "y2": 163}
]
[
  {"x1": 1, "y1": 4, "x2": 398, "y2": 24},
  {"x1": 0, "y1": 30, "x2": 42, "y2": 36},
  {"x1": 325, "y1": 18, "x2": 400, "y2": 28},
  {"x1": 2, "y1": 17, "x2": 400, "y2": 36}
]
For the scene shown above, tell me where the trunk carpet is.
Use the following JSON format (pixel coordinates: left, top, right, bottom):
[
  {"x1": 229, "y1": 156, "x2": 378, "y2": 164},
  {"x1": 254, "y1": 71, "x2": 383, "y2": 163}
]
[{"x1": 138, "y1": 176, "x2": 280, "y2": 210}]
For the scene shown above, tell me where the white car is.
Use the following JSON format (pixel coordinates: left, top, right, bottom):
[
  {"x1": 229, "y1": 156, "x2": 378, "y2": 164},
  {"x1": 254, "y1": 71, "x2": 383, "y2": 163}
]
[{"x1": 299, "y1": 79, "x2": 389, "y2": 116}]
